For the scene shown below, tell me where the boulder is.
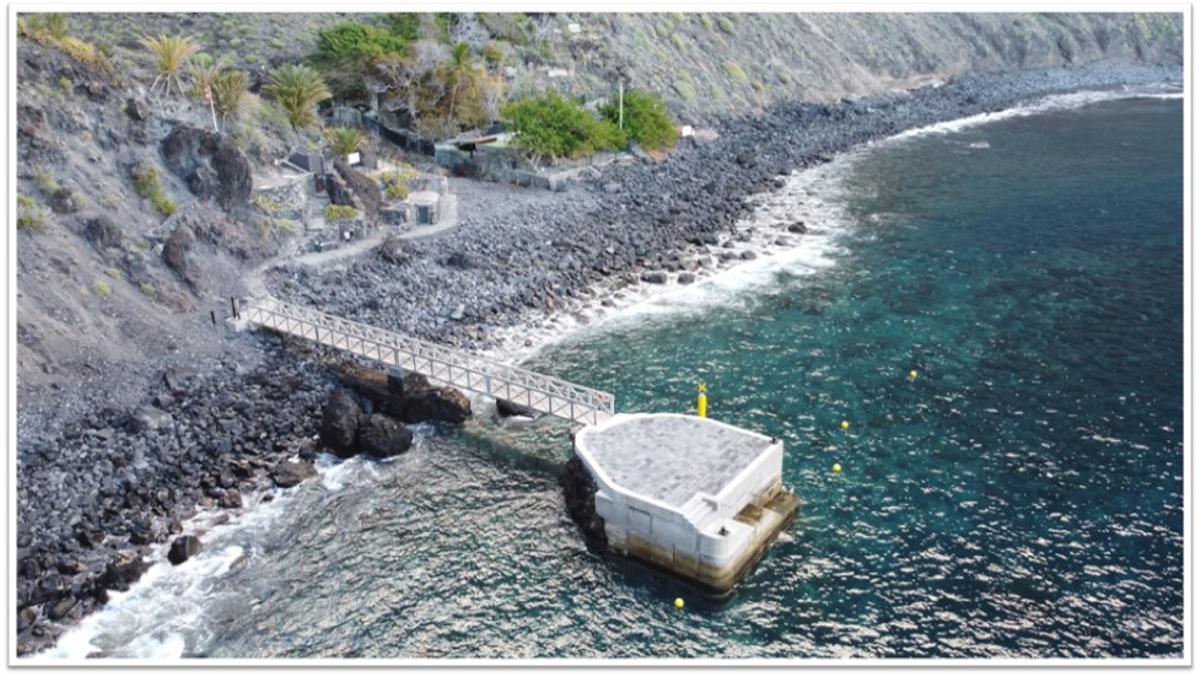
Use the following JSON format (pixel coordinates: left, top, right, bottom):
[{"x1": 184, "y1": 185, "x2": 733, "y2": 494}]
[
  {"x1": 402, "y1": 385, "x2": 472, "y2": 425},
  {"x1": 125, "y1": 406, "x2": 173, "y2": 433},
  {"x1": 787, "y1": 221, "x2": 808, "y2": 234},
  {"x1": 86, "y1": 215, "x2": 123, "y2": 250},
  {"x1": 48, "y1": 596, "x2": 77, "y2": 621},
  {"x1": 678, "y1": 272, "x2": 696, "y2": 284},
  {"x1": 319, "y1": 389, "x2": 361, "y2": 457},
  {"x1": 101, "y1": 550, "x2": 149, "y2": 591},
  {"x1": 47, "y1": 188, "x2": 80, "y2": 214},
  {"x1": 357, "y1": 414, "x2": 414, "y2": 458},
  {"x1": 270, "y1": 459, "x2": 317, "y2": 488},
  {"x1": 218, "y1": 490, "x2": 242, "y2": 509},
  {"x1": 496, "y1": 398, "x2": 538, "y2": 418},
  {"x1": 162, "y1": 222, "x2": 194, "y2": 280},
  {"x1": 379, "y1": 235, "x2": 409, "y2": 265},
  {"x1": 167, "y1": 535, "x2": 201, "y2": 565},
  {"x1": 160, "y1": 125, "x2": 252, "y2": 210},
  {"x1": 640, "y1": 271, "x2": 667, "y2": 284},
  {"x1": 125, "y1": 96, "x2": 149, "y2": 122}
]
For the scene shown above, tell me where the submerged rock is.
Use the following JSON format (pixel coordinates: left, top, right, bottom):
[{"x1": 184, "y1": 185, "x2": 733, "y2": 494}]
[
  {"x1": 271, "y1": 459, "x2": 317, "y2": 488},
  {"x1": 496, "y1": 398, "x2": 538, "y2": 418}
]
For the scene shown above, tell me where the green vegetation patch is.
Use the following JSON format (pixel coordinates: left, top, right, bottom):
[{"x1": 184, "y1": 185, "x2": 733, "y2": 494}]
[
  {"x1": 502, "y1": 92, "x2": 627, "y2": 165},
  {"x1": 17, "y1": 195, "x2": 48, "y2": 232},
  {"x1": 600, "y1": 89, "x2": 677, "y2": 152},
  {"x1": 131, "y1": 163, "x2": 177, "y2": 217},
  {"x1": 324, "y1": 204, "x2": 359, "y2": 223},
  {"x1": 316, "y1": 21, "x2": 410, "y2": 62}
]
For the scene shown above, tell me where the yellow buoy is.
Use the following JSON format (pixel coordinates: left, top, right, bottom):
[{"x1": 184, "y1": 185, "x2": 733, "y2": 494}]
[
  {"x1": 908, "y1": 370, "x2": 918, "y2": 381},
  {"x1": 674, "y1": 597, "x2": 685, "y2": 609},
  {"x1": 832, "y1": 463, "x2": 842, "y2": 474},
  {"x1": 697, "y1": 383, "x2": 707, "y2": 419},
  {"x1": 840, "y1": 420, "x2": 850, "y2": 430}
]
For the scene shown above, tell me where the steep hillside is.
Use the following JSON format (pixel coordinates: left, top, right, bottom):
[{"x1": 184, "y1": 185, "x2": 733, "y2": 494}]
[{"x1": 531, "y1": 13, "x2": 1184, "y2": 120}]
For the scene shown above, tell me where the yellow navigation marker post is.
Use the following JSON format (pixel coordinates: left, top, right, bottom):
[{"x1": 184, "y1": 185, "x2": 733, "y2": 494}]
[
  {"x1": 908, "y1": 369, "x2": 918, "y2": 381},
  {"x1": 840, "y1": 420, "x2": 850, "y2": 431},
  {"x1": 697, "y1": 383, "x2": 707, "y2": 419},
  {"x1": 674, "y1": 597, "x2": 685, "y2": 609},
  {"x1": 832, "y1": 463, "x2": 842, "y2": 474}
]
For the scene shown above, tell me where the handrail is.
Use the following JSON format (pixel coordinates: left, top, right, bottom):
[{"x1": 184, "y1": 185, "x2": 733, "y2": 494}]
[{"x1": 243, "y1": 297, "x2": 616, "y2": 425}]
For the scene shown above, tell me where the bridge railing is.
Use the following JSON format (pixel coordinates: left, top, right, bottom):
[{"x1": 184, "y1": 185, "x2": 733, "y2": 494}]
[{"x1": 243, "y1": 298, "x2": 616, "y2": 426}]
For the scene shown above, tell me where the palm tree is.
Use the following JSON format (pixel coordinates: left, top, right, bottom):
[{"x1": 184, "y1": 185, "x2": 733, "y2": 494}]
[
  {"x1": 443, "y1": 42, "x2": 477, "y2": 125},
  {"x1": 327, "y1": 127, "x2": 365, "y2": 158},
  {"x1": 263, "y1": 64, "x2": 332, "y2": 131},
  {"x1": 210, "y1": 69, "x2": 249, "y2": 125},
  {"x1": 142, "y1": 34, "x2": 199, "y2": 97}
]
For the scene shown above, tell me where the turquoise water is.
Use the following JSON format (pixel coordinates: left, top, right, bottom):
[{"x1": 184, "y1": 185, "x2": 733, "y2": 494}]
[{"x1": 48, "y1": 94, "x2": 1182, "y2": 660}]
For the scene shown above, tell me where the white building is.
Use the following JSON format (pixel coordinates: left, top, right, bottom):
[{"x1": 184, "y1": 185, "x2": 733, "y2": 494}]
[{"x1": 573, "y1": 413, "x2": 800, "y2": 594}]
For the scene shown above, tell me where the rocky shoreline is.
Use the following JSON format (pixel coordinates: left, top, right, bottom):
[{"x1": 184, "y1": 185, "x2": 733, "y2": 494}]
[{"x1": 16, "y1": 60, "x2": 1182, "y2": 656}]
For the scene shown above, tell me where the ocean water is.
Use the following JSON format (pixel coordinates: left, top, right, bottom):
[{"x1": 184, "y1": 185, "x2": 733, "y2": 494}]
[{"x1": 43, "y1": 93, "x2": 1183, "y2": 660}]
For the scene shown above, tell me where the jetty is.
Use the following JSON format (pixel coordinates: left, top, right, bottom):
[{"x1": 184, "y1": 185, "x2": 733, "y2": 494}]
[{"x1": 242, "y1": 297, "x2": 798, "y2": 593}]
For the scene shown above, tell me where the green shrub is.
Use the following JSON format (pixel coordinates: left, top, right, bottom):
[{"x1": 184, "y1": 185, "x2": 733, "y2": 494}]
[
  {"x1": 381, "y1": 13, "x2": 421, "y2": 41},
  {"x1": 19, "y1": 18, "x2": 112, "y2": 72},
  {"x1": 384, "y1": 179, "x2": 409, "y2": 200},
  {"x1": 254, "y1": 194, "x2": 284, "y2": 213},
  {"x1": 724, "y1": 60, "x2": 748, "y2": 84},
  {"x1": 482, "y1": 42, "x2": 504, "y2": 66},
  {"x1": 57, "y1": 76, "x2": 73, "y2": 94},
  {"x1": 16, "y1": 195, "x2": 48, "y2": 232},
  {"x1": 717, "y1": 16, "x2": 737, "y2": 35},
  {"x1": 105, "y1": 267, "x2": 123, "y2": 280},
  {"x1": 502, "y1": 92, "x2": 627, "y2": 164},
  {"x1": 91, "y1": 279, "x2": 113, "y2": 297},
  {"x1": 276, "y1": 218, "x2": 298, "y2": 235},
  {"x1": 140, "y1": 282, "x2": 157, "y2": 298},
  {"x1": 316, "y1": 21, "x2": 409, "y2": 62},
  {"x1": 324, "y1": 204, "x2": 359, "y2": 222},
  {"x1": 33, "y1": 169, "x2": 59, "y2": 193},
  {"x1": 600, "y1": 89, "x2": 677, "y2": 152},
  {"x1": 131, "y1": 163, "x2": 176, "y2": 217}
]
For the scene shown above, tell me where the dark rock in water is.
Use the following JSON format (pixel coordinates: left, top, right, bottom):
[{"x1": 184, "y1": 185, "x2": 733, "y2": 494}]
[
  {"x1": 160, "y1": 125, "x2": 253, "y2": 210},
  {"x1": 678, "y1": 272, "x2": 696, "y2": 284},
  {"x1": 86, "y1": 215, "x2": 123, "y2": 250},
  {"x1": 101, "y1": 550, "x2": 148, "y2": 591},
  {"x1": 162, "y1": 222, "x2": 194, "y2": 281},
  {"x1": 496, "y1": 398, "x2": 538, "y2": 418},
  {"x1": 640, "y1": 271, "x2": 667, "y2": 284},
  {"x1": 402, "y1": 385, "x2": 472, "y2": 425},
  {"x1": 787, "y1": 221, "x2": 808, "y2": 234},
  {"x1": 740, "y1": 250, "x2": 758, "y2": 261},
  {"x1": 559, "y1": 456, "x2": 607, "y2": 552},
  {"x1": 357, "y1": 414, "x2": 414, "y2": 458},
  {"x1": 271, "y1": 459, "x2": 316, "y2": 488},
  {"x1": 48, "y1": 596, "x2": 77, "y2": 620},
  {"x1": 320, "y1": 389, "x2": 361, "y2": 457},
  {"x1": 167, "y1": 535, "x2": 201, "y2": 565}
]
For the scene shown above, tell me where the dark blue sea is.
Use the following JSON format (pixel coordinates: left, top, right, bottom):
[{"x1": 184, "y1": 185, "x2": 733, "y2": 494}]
[{"x1": 46, "y1": 92, "x2": 1183, "y2": 660}]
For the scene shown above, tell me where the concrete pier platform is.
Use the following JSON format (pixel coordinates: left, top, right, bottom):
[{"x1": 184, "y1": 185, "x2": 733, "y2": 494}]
[{"x1": 573, "y1": 413, "x2": 800, "y2": 594}]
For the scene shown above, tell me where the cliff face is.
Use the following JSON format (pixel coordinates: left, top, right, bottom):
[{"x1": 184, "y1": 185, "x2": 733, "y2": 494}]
[{"x1": 508, "y1": 13, "x2": 1184, "y2": 121}]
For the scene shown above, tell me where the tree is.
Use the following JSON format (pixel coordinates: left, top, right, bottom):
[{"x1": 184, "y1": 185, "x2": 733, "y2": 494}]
[
  {"x1": 600, "y1": 89, "x2": 677, "y2": 151},
  {"x1": 327, "y1": 127, "x2": 365, "y2": 157},
  {"x1": 210, "y1": 69, "x2": 249, "y2": 125},
  {"x1": 142, "y1": 34, "x2": 199, "y2": 97},
  {"x1": 263, "y1": 64, "x2": 332, "y2": 130},
  {"x1": 502, "y1": 92, "x2": 626, "y2": 166}
]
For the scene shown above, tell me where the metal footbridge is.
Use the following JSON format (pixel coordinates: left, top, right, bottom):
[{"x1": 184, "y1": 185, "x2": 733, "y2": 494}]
[{"x1": 242, "y1": 298, "x2": 616, "y2": 425}]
